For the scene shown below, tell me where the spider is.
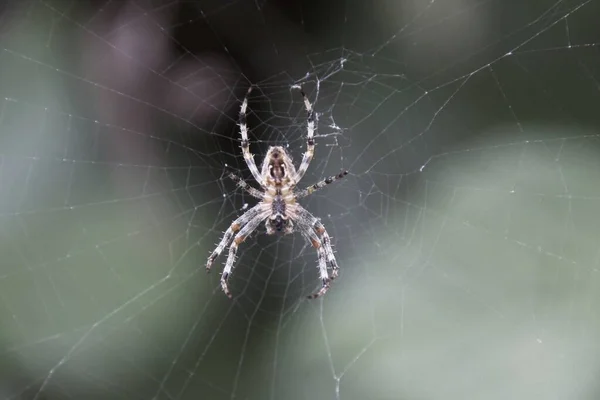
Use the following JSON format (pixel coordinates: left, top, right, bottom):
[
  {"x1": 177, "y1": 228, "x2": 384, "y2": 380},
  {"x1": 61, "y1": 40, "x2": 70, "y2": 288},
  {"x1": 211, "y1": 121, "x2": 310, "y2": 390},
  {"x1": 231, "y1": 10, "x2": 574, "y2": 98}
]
[{"x1": 206, "y1": 85, "x2": 348, "y2": 299}]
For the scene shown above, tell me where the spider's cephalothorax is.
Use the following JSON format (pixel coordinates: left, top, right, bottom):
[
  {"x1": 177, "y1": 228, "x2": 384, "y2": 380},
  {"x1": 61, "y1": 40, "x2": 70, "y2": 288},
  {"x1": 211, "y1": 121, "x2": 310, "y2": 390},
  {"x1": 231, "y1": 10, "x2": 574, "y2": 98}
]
[
  {"x1": 262, "y1": 146, "x2": 296, "y2": 186},
  {"x1": 206, "y1": 85, "x2": 348, "y2": 299}
]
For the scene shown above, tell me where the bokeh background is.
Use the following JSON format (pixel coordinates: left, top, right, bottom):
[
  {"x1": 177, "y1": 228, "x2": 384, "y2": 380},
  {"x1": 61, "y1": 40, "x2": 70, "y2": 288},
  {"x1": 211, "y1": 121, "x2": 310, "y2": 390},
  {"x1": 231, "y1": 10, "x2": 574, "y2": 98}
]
[{"x1": 1, "y1": 0, "x2": 600, "y2": 399}]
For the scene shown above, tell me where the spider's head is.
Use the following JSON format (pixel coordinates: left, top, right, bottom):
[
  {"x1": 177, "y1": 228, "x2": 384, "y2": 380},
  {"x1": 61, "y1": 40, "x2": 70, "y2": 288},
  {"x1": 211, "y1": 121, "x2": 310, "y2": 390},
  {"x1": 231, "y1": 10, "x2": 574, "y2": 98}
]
[
  {"x1": 262, "y1": 146, "x2": 297, "y2": 186},
  {"x1": 267, "y1": 214, "x2": 293, "y2": 235}
]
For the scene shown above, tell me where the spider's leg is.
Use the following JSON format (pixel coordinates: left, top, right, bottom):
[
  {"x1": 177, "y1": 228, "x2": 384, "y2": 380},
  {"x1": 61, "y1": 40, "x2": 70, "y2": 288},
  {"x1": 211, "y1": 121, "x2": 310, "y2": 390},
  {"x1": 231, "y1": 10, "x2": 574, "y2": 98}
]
[
  {"x1": 294, "y1": 205, "x2": 334, "y2": 299},
  {"x1": 206, "y1": 204, "x2": 261, "y2": 272},
  {"x1": 239, "y1": 86, "x2": 264, "y2": 186},
  {"x1": 293, "y1": 86, "x2": 316, "y2": 182},
  {"x1": 313, "y1": 219, "x2": 340, "y2": 280},
  {"x1": 220, "y1": 211, "x2": 266, "y2": 298},
  {"x1": 296, "y1": 170, "x2": 348, "y2": 199},
  {"x1": 300, "y1": 224, "x2": 331, "y2": 299},
  {"x1": 228, "y1": 172, "x2": 263, "y2": 199}
]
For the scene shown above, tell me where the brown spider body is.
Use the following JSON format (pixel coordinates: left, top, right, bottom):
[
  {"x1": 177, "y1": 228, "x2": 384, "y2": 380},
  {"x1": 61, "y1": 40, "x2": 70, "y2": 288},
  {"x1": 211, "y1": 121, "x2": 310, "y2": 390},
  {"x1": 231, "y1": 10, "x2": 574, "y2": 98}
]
[{"x1": 206, "y1": 86, "x2": 348, "y2": 299}]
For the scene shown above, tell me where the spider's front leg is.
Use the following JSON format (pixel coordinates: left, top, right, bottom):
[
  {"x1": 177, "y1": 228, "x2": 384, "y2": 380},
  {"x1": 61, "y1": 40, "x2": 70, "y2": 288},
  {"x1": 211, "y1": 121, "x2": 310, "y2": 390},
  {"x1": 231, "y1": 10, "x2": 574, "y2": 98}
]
[
  {"x1": 293, "y1": 86, "x2": 316, "y2": 182},
  {"x1": 238, "y1": 86, "x2": 264, "y2": 186}
]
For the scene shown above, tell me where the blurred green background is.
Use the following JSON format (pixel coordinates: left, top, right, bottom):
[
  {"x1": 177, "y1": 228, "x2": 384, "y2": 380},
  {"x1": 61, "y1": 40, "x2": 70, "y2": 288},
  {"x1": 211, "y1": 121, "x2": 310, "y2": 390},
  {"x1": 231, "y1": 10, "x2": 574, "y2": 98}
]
[{"x1": 1, "y1": 0, "x2": 600, "y2": 399}]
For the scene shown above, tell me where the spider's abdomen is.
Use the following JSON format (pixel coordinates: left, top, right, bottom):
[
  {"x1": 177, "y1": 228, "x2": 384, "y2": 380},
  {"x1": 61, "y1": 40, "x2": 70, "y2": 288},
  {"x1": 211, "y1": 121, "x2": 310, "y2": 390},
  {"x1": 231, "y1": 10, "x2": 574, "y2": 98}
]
[{"x1": 273, "y1": 215, "x2": 285, "y2": 232}]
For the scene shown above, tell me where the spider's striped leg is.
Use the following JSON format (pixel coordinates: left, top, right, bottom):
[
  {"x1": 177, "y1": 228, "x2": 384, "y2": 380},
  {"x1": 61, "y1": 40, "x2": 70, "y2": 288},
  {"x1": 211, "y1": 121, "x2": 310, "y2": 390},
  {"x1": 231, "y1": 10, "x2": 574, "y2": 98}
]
[
  {"x1": 296, "y1": 170, "x2": 348, "y2": 199},
  {"x1": 293, "y1": 86, "x2": 316, "y2": 182},
  {"x1": 294, "y1": 205, "x2": 334, "y2": 299},
  {"x1": 301, "y1": 223, "x2": 331, "y2": 299},
  {"x1": 206, "y1": 204, "x2": 261, "y2": 272},
  {"x1": 228, "y1": 172, "x2": 263, "y2": 199},
  {"x1": 220, "y1": 211, "x2": 266, "y2": 298},
  {"x1": 239, "y1": 86, "x2": 264, "y2": 185},
  {"x1": 313, "y1": 219, "x2": 339, "y2": 280}
]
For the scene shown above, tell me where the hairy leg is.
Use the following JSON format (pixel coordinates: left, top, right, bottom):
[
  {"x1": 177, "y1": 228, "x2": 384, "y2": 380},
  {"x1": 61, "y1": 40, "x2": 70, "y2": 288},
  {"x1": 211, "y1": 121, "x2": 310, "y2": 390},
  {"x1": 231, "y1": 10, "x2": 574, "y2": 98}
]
[
  {"x1": 293, "y1": 204, "x2": 337, "y2": 299},
  {"x1": 239, "y1": 87, "x2": 264, "y2": 185},
  {"x1": 296, "y1": 170, "x2": 348, "y2": 199},
  {"x1": 228, "y1": 172, "x2": 263, "y2": 199},
  {"x1": 220, "y1": 212, "x2": 266, "y2": 298},
  {"x1": 206, "y1": 204, "x2": 261, "y2": 272},
  {"x1": 293, "y1": 86, "x2": 316, "y2": 182}
]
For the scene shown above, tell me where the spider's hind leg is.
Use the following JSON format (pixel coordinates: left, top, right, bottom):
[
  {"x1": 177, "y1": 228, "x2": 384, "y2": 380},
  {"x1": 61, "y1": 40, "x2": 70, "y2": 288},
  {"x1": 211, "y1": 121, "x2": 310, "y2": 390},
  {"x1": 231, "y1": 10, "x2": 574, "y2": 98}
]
[
  {"x1": 295, "y1": 205, "x2": 336, "y2": 299},
  {"x1": 206, "y1": 204, "x2": 261, "y2": 272},
  {"x1": 220, "y1": 213, "x2": 265, "y2": 298},
  {"x1": 313, "y1": 219, "x2": 340, "y2": 280},
  {"x1": 303, "y1": 228, "x2": 331, "y2": 300}
]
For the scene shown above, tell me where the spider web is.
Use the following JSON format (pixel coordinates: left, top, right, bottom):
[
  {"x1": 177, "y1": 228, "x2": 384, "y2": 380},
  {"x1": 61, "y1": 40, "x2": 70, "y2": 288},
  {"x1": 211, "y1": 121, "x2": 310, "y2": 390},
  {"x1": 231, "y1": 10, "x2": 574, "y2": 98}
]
[{"x1": 1, "y1": 0, "x2": 600, "y2": 399}]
